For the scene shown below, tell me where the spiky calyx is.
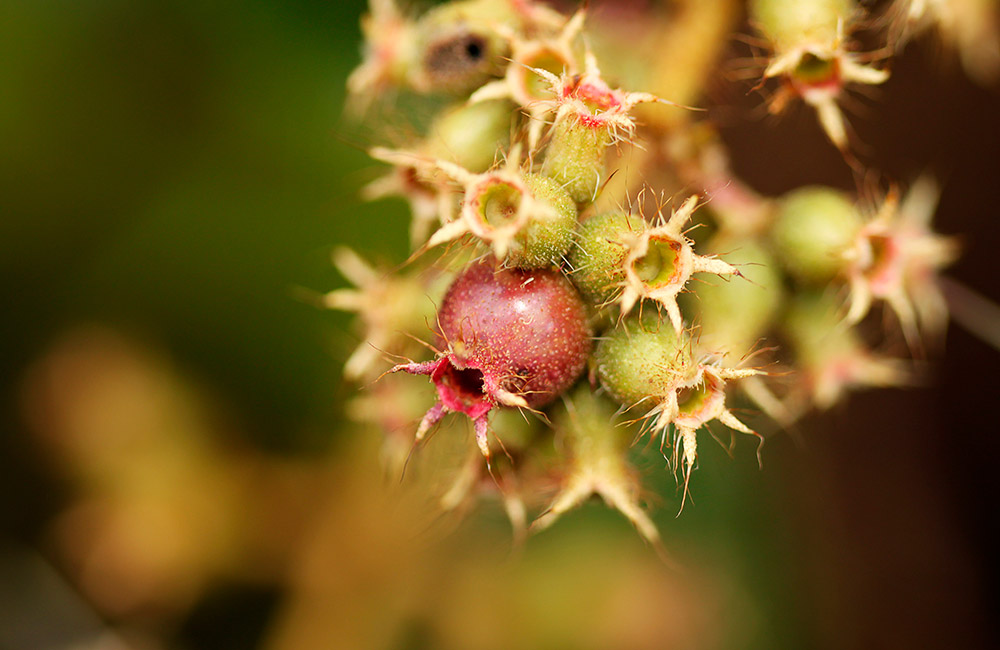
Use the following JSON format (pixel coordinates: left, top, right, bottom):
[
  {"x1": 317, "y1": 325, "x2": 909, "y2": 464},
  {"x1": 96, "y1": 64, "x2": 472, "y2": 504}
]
[
  {"x1": 619, "y1": 196, "x2": 743, "y2": 334},
  {"x1": 595, "y1": 311, "x2": 762, "y2": 505},
  {"x1": 532, "y1": 386, "x2": 668, "y2": 559},
  {"x1": 425, "y1": 160, "x2": 579, "y2": 268},
  {"x1": 536, "y1": 52, "x2": 667, "y2": 204},
  {"x1": 750, "y1": 0, "x2": 888, "y2": 150},
  {"x1": 783, "y1": 291, "x2": 911, "y2": 411},
  {"x1": 322, "y1": 248, "x2": 445, "y2": 381},
  {"x1": 842, "y1": 181, "x2": 958, "y2": 350},
  {"x1": 468, "y1": 11, "x2": 586, "y2": 149}
]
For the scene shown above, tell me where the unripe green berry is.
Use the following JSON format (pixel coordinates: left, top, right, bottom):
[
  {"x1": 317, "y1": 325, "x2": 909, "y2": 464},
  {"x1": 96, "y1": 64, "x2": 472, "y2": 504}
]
[
  {"x1": 782, "y1": 290, "x2": 853, "y2": 367},
  {"x1": 541, "y1": 117, "x2": 614, "y2": 204},
  {"x1": 569, "y1": 212, "x2": 643, "y2": 306},
  {"x1": 594, "y1": 312, "x2": 695, "y2": 406},
  {"x1": 685, "y1": 236, "x2": 784, "y2": 354},
  {"x1": 771, "y1": 186, "x2": 862, "y2": 284},
  {"x1": 425, "y1": 99, "x2": 514, "y2": 173}
]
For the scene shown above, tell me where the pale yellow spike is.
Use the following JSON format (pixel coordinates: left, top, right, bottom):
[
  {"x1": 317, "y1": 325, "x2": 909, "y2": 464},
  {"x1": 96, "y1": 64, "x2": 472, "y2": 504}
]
[
  {"x1": 426, "y1": 218, "x2": 471, "y2": 248},
  {"x1": 332, "y1": 247, "x2": 378, "y2": 286},
  {"x1": 813, "y1": 95, "x2": 848, "y2": 150},
  {"x1": 718, "y1": 409, "x2": 754, "y2": 436},
  {"x1": 321, "y1": 288, "x2": 365, "y2": 312}
]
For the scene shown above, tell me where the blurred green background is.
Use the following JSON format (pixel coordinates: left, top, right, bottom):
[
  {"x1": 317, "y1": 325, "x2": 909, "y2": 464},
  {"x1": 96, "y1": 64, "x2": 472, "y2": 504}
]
[{"x1": 1, "y1": 1, "x2": 997, "y2": 649}]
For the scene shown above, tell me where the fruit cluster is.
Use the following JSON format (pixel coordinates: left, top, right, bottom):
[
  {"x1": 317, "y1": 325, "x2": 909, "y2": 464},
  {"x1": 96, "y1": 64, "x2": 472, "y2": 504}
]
[{"x1": 329, "y1": 0, "x2": 985, "y2": 552}]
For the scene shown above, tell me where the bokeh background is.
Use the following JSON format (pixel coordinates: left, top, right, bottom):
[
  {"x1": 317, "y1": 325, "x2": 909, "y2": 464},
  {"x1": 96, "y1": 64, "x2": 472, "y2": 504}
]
[{"x1": 1, "y1": 1, "x2": 998, "y2": 648}]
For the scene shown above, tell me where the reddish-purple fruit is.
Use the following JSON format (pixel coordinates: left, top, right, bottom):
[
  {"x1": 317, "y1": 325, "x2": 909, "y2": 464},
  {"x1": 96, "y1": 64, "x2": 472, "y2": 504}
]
[{"x1": 393, "y1": 259, "x2": 592, "y2": 463}]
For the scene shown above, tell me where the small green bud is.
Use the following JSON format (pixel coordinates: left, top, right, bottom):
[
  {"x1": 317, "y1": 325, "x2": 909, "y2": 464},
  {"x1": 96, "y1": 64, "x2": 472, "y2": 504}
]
[
  {"x1": 771, "y1": 186, "x2": 862, "y2": 284},
  {"x1": 686, "y1": 236, "x2": 784, "y2": 354},
  {"x1": 569, "y1": 212, "x2": 643, "y2": 306},
  {"x1": 425, "y1": 100, "x2": 515, "y2": 173}
]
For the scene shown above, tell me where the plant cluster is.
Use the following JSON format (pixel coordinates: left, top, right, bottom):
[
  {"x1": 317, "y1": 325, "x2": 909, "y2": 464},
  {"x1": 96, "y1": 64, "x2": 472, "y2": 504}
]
[{"x1": 329, "y1": 0, "x2": 992, "y2": 554}]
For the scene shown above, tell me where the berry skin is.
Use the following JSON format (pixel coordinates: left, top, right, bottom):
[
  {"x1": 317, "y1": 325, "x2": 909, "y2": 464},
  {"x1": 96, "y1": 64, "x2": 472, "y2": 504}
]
[
  {"x1": 569, "y1": 211, "x2": 643, "y2": 307},
  {"x1": 504, "y1": 172, "x2": 578, "y2": 269},
  {"x1": 393, "y1": 259, "x2": 592, "y2": 463},
  {"x1": 593, "y1": 312, "x2": 695, "y2": 408}
]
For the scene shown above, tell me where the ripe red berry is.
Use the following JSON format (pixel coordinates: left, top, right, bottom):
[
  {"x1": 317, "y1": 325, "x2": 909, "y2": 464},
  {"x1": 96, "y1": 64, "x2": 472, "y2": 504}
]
[{"x1": 393, "y1": 259, "x2": 592, "y2": 463}]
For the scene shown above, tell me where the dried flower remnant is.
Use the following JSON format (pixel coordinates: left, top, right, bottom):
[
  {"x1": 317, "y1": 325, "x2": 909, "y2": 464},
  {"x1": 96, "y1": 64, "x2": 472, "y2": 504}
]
[
  {"x1": 842, "y1": 180, "x2": 959, "y2": 351},
  {"x1": 749, "y1": 0, "x2": 889, "y2": 151},
  {"x1": 322, "y1": 247, "x2": 445, "y2": 381},
  {"x1": 619, "y1": 196, "x2": 743, "y2": 334},
  {"x1": 533, "y1": 388, "x2": 668, "y2": 559}
]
